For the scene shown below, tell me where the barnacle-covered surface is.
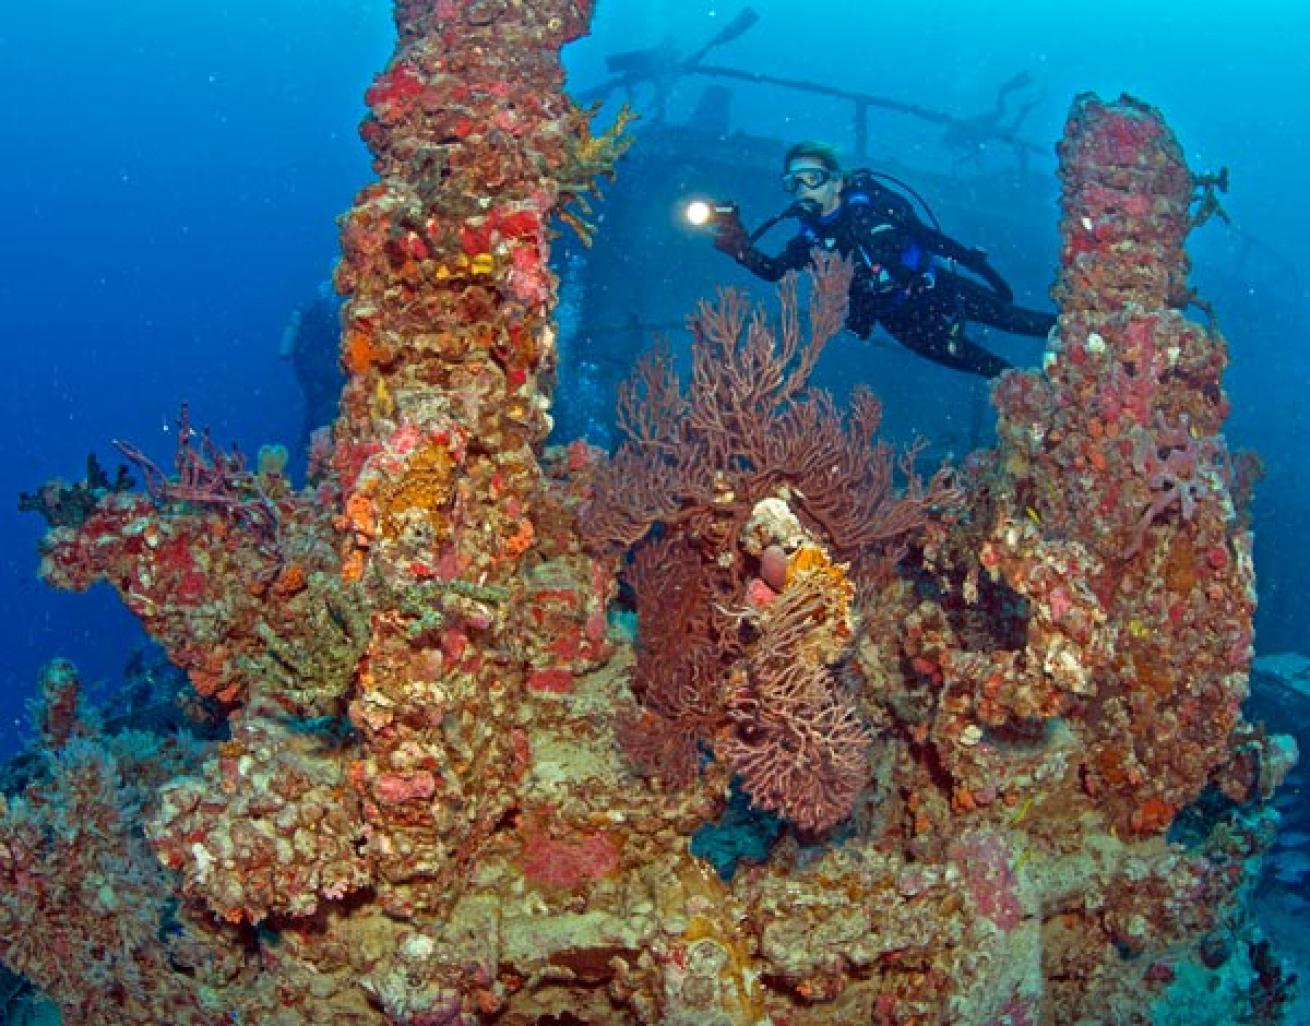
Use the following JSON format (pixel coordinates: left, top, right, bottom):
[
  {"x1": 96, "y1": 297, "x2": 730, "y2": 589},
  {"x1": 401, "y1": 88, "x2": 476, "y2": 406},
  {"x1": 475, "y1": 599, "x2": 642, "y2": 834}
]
[{"x1": 2, "y1": 2, "x2": 1298, "y2": 1022}]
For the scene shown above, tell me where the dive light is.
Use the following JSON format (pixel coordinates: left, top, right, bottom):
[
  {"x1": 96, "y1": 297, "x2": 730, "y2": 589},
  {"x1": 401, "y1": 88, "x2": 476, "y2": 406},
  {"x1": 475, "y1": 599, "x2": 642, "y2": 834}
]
[{"x1": 684, "y1": 199, "x2": 738, "y2": 228}]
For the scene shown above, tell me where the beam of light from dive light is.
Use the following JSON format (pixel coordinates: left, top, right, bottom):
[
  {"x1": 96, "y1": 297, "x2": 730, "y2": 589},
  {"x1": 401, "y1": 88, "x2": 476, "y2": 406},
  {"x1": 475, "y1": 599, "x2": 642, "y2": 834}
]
[{"x1": 684, "y1": 199, "x2": 737, "y2": 228}]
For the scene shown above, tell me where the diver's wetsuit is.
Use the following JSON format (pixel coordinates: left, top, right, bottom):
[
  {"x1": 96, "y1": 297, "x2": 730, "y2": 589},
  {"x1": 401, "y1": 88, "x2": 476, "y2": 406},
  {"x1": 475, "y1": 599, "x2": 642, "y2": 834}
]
[{"x1": 728, "y1": 175, "x2": 1054, "y2": 377}]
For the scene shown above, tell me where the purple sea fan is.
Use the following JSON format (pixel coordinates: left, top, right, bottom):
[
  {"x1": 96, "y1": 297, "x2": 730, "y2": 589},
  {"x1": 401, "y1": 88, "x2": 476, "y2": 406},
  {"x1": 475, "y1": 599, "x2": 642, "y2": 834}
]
[
  {"x1": 719, "y1": 661, "x2": 870, "y2": 832},
  {"x1": 717, "y1": 576, "x2": 871, "y2": 832}
]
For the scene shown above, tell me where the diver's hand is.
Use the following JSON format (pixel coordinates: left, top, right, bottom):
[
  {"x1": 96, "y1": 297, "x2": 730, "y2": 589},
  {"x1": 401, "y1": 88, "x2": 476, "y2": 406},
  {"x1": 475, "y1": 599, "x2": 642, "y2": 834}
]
[{"x1": 711, "y1": 208, "x2": 750, "y2": 259}]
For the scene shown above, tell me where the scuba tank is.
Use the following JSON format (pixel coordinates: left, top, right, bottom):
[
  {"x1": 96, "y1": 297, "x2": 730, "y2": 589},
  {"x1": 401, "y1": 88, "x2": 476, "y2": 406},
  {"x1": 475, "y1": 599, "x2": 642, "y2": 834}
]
[{"x1": 844, "y1": 168, "x2": 1016, "y2": 304}]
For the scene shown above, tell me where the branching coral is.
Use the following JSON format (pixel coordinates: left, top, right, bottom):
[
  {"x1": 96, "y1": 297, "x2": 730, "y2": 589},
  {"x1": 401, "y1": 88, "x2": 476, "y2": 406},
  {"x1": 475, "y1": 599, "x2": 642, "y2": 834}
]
[
  {"x1": 718, "y1": 575, "x2": 871, "y2": 831},
  {"x1": 115, "y1": 403, "x2": 283, "y2": 550},
  {"x1": 584, "y1": 252, "x2": 961, "y2": 579},
  {"x1": 555, "y1": 101, "x2": 639, "y2": 245},
  {"x1": 586, "y1": 254, "x2": 957, "y2": 831},
  {"x1": 615, "y1": 535, "x2": 738, "y2": 788}
]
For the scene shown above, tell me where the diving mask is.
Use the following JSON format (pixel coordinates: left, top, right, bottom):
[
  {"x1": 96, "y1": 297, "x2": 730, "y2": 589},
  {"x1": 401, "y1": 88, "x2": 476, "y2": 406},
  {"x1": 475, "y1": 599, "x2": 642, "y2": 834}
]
[{"x1": 782, "y1": 167, "x2": 834, "y2": 194}]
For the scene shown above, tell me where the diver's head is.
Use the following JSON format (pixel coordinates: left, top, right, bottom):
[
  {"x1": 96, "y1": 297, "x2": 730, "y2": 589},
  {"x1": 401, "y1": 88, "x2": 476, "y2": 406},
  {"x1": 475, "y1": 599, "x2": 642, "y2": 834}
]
[{"x1": 781, "y1": 140, "x2": 843, "y2": 217}]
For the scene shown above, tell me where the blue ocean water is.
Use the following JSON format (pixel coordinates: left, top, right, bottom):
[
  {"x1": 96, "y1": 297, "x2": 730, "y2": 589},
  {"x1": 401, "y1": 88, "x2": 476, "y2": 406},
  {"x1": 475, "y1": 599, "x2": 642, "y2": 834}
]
[
  {"x1": 0, "y1": 1, "x2": 394, "y2": 749},
  {"x1": 0, "y1": 1, "x2": 1307, "y2": 1015}
]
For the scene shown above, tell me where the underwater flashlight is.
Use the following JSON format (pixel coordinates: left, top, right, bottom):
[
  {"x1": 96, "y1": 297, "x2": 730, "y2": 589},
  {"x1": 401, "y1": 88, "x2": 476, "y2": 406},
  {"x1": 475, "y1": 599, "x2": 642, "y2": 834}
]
[{"x1": 684, "y1": 199, "x2": 737, "y2": 228}]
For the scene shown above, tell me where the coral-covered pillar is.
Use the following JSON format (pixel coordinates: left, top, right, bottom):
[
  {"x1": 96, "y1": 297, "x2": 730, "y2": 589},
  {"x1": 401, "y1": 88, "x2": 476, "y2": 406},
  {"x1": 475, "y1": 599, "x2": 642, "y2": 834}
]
[
  {"x1": 331, "y1": 0, "x2": 606, "y2": 900},
  {"x1": 987, "y1": 94, "x2": 1256, "y2": 834},
  {"x1": 1053, "y1": 93, "x2": 1195, "y2": 316}
]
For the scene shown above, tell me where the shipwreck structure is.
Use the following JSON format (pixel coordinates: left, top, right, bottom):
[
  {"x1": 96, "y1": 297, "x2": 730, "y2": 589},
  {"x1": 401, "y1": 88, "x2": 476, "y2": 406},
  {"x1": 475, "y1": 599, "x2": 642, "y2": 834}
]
[{"x1": 2, "y1": 1, "x2": 1298, "y2": 1024}]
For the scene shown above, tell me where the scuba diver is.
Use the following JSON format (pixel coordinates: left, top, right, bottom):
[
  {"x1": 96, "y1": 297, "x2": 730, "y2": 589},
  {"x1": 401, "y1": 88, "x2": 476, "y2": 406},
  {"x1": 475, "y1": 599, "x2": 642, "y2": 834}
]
[
  {"x1": 708, "y1": 141, "x2": 1055, "y2": 378},
  {"x1": 279, "y1": 282, "x2": 345, "y2": 455},
  {"x1": 940, "y1": 71, "x2": 1044, "y2": 168}
]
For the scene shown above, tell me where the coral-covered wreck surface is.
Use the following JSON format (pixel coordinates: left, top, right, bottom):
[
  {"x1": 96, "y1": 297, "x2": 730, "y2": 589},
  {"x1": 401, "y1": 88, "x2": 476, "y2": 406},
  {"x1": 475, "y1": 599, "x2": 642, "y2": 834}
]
[{"x1": 2, "y1": 1, "x2": 1300, "y2": 1024}]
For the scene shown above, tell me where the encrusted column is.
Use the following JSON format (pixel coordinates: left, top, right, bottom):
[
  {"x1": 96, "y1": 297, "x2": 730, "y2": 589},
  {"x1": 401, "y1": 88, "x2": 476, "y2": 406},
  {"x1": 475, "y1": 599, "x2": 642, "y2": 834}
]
[
  {"x1": 986, "y1": 93, "x2": 1258, "y2": 833},
  {"x1": 331, "y1": 0, "x2": 620, "y2": 906}
]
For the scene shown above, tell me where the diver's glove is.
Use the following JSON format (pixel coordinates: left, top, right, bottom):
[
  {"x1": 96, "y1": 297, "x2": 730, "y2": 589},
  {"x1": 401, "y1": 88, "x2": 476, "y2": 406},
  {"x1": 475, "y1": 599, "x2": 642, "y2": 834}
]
[{"x1": 712, "y1": 207, "x2": 751, "y2": 260}]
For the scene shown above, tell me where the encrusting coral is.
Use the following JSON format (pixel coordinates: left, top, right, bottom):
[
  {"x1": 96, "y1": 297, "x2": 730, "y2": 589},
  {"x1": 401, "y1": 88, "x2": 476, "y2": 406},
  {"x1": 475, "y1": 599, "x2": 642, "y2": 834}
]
[{"x1": 4, "y1": 1, "x2": 1299, "y2": 1022}]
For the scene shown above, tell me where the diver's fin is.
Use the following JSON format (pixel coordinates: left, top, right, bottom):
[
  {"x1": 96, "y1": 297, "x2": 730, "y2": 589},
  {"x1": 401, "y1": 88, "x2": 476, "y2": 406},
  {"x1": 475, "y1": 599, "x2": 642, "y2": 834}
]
[{"x1": 685, "y1": 8, "x2": 760, "y2": 69}]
